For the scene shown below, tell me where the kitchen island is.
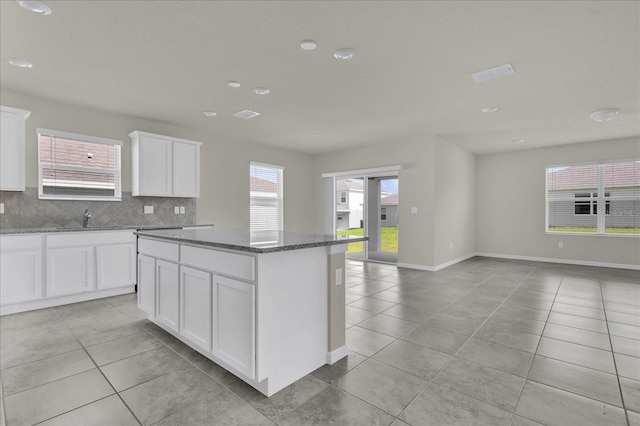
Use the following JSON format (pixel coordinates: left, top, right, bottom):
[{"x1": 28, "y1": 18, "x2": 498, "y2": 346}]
[{"x1": 134, "y1": 227, "x2": 367, "y2": 396}]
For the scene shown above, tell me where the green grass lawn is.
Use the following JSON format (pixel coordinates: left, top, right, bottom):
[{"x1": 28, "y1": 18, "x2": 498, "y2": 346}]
[
  {"x1": 549, "y1": 226, "x2": 640, "y2": 234},
  {"x1": 337, "y1": 227, "x2": 398, "y2": 253}
]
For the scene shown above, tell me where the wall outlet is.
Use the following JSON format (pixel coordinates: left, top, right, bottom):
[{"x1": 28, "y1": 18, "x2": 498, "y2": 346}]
[
  {"x1": 335, "y1": 268, "x2": 343, "y2": 286},
  {"x1": 144, "y1": 205, "x2": 154, "y2": 214},
  {"x1": 558, "y1": 241, "x2": 564, "y2": 248},
  {"x1": 0, "y1": 203, "x2": 4, "y2": 214},
  {"x1": 450, "y1": 243, "x2": 454, "y2": 250},
  {"x1": 180, "y1": 206, "x2": 185, "y2": 214},
  {"x1": 174, "y1": 206, "x2": 180, "y2": 214},
  {"x1": 411, "y1": 207, "x2": 418, "y2": 214}
]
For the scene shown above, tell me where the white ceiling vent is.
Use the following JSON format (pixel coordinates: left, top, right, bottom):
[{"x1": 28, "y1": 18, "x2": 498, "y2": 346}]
[
  {"x1": 232, "y1": 109, "x2": 260, "y2": 119},
  {"x1": 471, "y1": 64, "x2": 514, "y2": 83}
]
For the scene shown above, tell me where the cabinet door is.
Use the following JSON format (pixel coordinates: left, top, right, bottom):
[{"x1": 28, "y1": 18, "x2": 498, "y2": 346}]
[
  {"x1": 212, "y1": 275, "x2": 255, "y2": 378},
  {"x1": 173, "y1": 141, "x2": 200, "y2": 198},
  {"x1": 156, "y1": 259, "x2": 179, "y2": 332},
  {"x1": 180, "y1": 266, "x2": 211, "y2": 351},
  {"x1": 96, "y1": 244, "x2": 136, "y2": 289},
  {"x1": 47, "y1": 246, "x2": 95, "y2": 297},
  {"x1": 138, "y1": 135, "x2": 172, "y2": 196},
  {"x1": 0, "y1": 107, "x2": 29, "y2": 191},
  {"x1": 137, "y1": 255, "x2": 156, "y2": 317},
  {"x1": 0, "y1": 249, "x2": 42, "y2": 304}
]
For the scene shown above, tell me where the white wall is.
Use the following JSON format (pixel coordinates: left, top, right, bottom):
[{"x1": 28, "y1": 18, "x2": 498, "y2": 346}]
[
  {"x1": 314, "y1": 138, "x2": 439, "y2": 268},
  {"x1": 1, "y1": 90, "x2": 316, "y2": 233},
  {"x1": 434, "y1": 138, "x2": 476, "y2": 266},
  {"x1": 476, "y1": 137, "x2": 640, "y2": 268}
]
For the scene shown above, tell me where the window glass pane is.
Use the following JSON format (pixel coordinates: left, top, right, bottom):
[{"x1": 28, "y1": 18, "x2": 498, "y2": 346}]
[
  {"x1": 547, "y1": 160, "x2": 639, "y2": 235},
  {"x1": 250, "y1": 163, "x2": 282, "y2": 231},
  {"x1": 38, "y1": 131, "x2": 121, "y2": 200}
]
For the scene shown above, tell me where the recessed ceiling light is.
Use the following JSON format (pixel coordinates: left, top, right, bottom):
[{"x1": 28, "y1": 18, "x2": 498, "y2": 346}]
[
  {"x1": 5, "y1": 57, "x2": 32, "y2": 68},
  {"x1": 588, "y1": 109, "x2": 620, "y2": 123},
  {"x1": 203, "y1": 111, "x2": 217, "y2": 117},
  {"x1": 227, "y1": 81, "x2": 241, "y2": 88},
  {"x1": 512, "y1": 139, "x2": 525, "y2": 144},
  {"x1": 16, "y1": 0, "x2": 51, "y2": 15},
  {"x1": 300, "y1": 40, "x2": 317, "y2": 50},
  {"x1": 334, "y1": 48, "x2": 355, "y2": 60},
  {"x1": 481, "y1": 107, "x2": 499, "y2": 113},
  {"x1": 253, "y1": 87, "x2": 270, "y2": 95},
  {"x1": 471, "y1": 64, "x2": 514, "y2": 83},
  {"x1": 232, "y1": 109, "x2": 260, "y2": 119}
]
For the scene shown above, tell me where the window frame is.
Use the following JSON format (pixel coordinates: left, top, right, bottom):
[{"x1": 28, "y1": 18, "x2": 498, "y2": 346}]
[
  {"x1": 249, "y1": 161, "x2": 284, "y2": 232},
  {"x1": 37, "y1": 128, "x2": 122, "y2": 201},
  {"x1": 546, "y1": 159, "x2": 639, "y2": 236}
]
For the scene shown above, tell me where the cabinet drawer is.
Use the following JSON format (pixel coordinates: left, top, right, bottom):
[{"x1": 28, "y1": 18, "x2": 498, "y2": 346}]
[
  {"x1": 138, "y1": 238, "x2": 179, "y2": 262},
  {"x1": 0, "y1": 234, "x2": 42, "y2": 251},
  {"x1": 47, "y1": 230, "x2": 135, "y2": 248},
  {"x1": 181, "y1": 245, "x2": 255, "y2": 281}
]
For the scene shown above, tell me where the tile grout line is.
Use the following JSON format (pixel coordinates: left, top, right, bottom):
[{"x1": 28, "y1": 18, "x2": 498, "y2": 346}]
[
  {"x1": 507, "y1": 265, "x2": 565, "y2": 426},
  {"x1": 598, "y1": 276, "x2": 631, "y2": 426},
  {"x1": 394, "y1": 261, "x2": 539, "y2": 424}
]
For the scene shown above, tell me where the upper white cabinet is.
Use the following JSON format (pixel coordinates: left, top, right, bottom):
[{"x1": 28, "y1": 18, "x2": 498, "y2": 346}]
[
  {"x1": 129, "y1": 131, "x2": 201, "y2": 198},
  {"x1": 0, "y1": 106, "x2": 31, "y2": 191}
]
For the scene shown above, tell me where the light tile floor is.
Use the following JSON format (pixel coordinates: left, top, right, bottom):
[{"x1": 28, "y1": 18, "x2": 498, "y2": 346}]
[{"x1": 1, "y1": 257, "x2": 639, "y2": 425}]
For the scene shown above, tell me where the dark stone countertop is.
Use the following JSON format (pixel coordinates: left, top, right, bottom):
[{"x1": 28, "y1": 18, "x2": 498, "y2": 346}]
[
  {"x1": 135, "y1": 227, "x2": 368, "y2": 254},
  {"x1": 0, "y1": 224, "x2": 214, "y2": 235}
]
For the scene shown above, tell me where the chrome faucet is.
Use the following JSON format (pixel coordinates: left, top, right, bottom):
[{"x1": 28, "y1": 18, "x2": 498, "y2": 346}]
[{"x1": 83, "y1": 209, "x2": 92, "y2": 228}]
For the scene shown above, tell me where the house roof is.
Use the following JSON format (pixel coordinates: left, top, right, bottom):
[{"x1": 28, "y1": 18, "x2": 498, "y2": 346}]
[
  {"x1": 547, "y1": 161, "x2": 639, "y2": 190},
  {"x1": 381, "y1": 194, "x2": 399, "y2": 205},
  {"x1": 336, "y1": 180, "x2": 364, "y2": 192},
  {"x1": 250, "y1": 176, "x2": 277, "y2": 193}
]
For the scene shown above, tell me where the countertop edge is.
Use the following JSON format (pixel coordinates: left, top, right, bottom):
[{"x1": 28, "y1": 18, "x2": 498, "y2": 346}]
[
  {"x1": 134, "y1": 231, "x2": 369, "y2": 254},
  {"x1": 0, "y1": 224, "x2": 214, "y2": 235}
]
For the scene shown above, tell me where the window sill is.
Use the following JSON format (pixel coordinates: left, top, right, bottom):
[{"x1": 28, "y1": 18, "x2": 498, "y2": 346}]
[{"x1": 546, "y1": 231, "x2": 640, "y2": 238}]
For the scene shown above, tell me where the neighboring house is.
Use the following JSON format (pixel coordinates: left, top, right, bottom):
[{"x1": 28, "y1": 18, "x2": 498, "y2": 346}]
[
  {"x1": 547, "y1": 161, "x2": 639, "y2": 229},
  {"x1": 336, "y1": 179, "x2": 364, "y2": 230},
  {"x1": 381, "y1": 193, "x2": 399, "y2": 227}
]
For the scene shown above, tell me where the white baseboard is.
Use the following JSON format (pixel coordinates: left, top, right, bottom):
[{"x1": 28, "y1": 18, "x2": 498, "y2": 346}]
[
  {"x1": 476, "y1": 252, "x2": 640, "y2": 271},
  {"x1": 397, "y1": 253, "x2": 477, "y2": 272},
  {"x1": 0, "y1": 286, "x2": 135, "y2": 316},
  {"x1": 327, "y1": 345, "x2": 348, "y2": 364}
]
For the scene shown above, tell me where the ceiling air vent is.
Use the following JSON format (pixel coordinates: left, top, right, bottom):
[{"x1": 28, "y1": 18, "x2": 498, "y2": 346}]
[
  {"x1": 232, "y1": 109, "x2": 260, "y2": 119},
  {"x1": 471, "y1": 64, "x2": 514, "y2": 82}
]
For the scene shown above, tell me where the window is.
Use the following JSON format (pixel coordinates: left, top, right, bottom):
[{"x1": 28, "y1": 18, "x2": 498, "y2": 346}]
[
  {"x1": 381, "y1": 207, "x2": 387, "y2": 220},
  {"x1": 38, "y1": 128, "x2": 122, "y2": 201},
  {"x1": 574, "y1": 193, "x2": 610, "y2": 215},
  {"x1": 340, "y1": 191, "x2": 347, "y2": 203},
  {"x1": 547, "y1": 160, "x2": 639, "y2": 235},
  {"x1": 250, "y1": 162, "x2": 283, "y2": 231}
]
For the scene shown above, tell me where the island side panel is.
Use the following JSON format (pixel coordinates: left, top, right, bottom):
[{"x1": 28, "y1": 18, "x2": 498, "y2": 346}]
[
  {"x1": 327, "y1": 244, "x2": 347, "y2": 363},
  {"x1": 255, "y1": 246, "x2": 328, "y2": 395}
]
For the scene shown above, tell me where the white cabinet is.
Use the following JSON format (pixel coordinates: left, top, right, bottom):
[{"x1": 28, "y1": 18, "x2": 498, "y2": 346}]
[
  {"x1": 156, "y1": 259, "x2": 180, "y2": 332},
  {"x1": 1, "y1": 230, "x2": 137, "y2": 315},
  {"x1": 97, "y1": 243, "x2": 136, "y2": 289},
  {"x1": 180, "y1": 266, "x2": 212, "y2": 352},
  {"x1": 0, "y1": 235, "x2": 42, "y2": 304},
  {"x1": 212, "y1": 275, "x2": 255, "y2": 378},
  {"x1": 0, "y1": 106, "x2": 30, "y2": 191},
  {"x1": 129, "y1": 131, "x2": 201, "y2": 198},
  {"x1": 47, "y1": 246, "x2": 95, "y2": 297},
  {"x1": 138, "y1": 254, "x2": 156, "y2": 317}
]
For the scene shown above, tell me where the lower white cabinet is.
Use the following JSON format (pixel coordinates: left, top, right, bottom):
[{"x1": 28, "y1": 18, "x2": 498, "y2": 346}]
[
  {"x1": 156, "y1": 259, "x2": 180, "y2": 332},
  {"x1": 137, "y1": 254, "x2": 156, "y2": 316},
  {"x1": 180, "y1": 266, "x2": 212, "y2": 352},
  {"x1": 0, "y1": 236, "x2": 42, "y2": 305},
  {"x1": 47, "y1": 246, "x2": 96, "y2": 297},
  {"x1": 97, "y1": 243, "x2": 136, "y2": 289},
  {"x1": 0, "y1": 231, "x2": 136, "y2": 315},
  {"x1": 212, "y1": 275, "x2": 255, "y2": 378}
]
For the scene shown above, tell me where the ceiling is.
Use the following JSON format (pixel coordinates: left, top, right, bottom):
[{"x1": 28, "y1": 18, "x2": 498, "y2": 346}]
[{"x1": 1, "y1": 0, "x2": 638, "y2": 155}]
